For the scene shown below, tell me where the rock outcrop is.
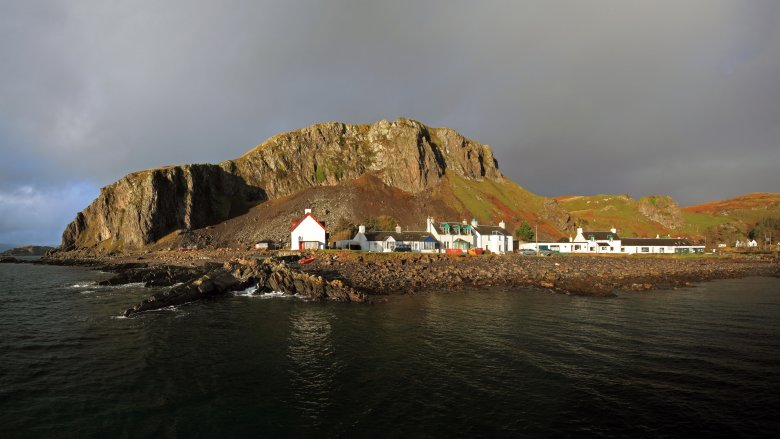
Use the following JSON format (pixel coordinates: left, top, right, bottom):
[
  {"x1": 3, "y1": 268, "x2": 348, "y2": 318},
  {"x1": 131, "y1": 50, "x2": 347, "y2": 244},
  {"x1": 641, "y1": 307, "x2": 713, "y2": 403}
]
[
  {"x1": 638, "y1": 195, "x2": 684, "y2": 229},
  {"x1": 123, "y1": 257, "x2": 366, "y2": 316},
  {"x1": 63, "y1": 119, "x2": 504, "y2": 251}
]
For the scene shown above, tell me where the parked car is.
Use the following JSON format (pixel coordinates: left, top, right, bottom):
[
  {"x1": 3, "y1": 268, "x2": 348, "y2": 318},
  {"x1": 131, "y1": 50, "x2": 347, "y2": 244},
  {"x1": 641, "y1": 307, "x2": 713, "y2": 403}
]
[{"x1": 519, "y1": 249, "x2": 537, "y2": 256}]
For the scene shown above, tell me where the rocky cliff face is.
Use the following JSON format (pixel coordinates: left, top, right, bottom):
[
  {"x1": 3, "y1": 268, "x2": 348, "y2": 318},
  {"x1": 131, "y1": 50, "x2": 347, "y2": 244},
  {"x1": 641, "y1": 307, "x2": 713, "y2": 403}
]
[
  {"x1": 62, "y1": 119, "x2": 504, "y2": 250},
  {"x1": 228, "y1": 118, "x2": 502, "y2": 197},
  {"x1": 62, "y1": 164, "x2": 263, "y2": 250}
]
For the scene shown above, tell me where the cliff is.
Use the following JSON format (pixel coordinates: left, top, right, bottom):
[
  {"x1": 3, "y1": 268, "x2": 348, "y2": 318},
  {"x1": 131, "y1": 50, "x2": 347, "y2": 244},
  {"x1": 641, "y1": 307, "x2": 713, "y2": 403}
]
[{"x1": 62, "y1": 119, "x2": 521, "y2": 251}]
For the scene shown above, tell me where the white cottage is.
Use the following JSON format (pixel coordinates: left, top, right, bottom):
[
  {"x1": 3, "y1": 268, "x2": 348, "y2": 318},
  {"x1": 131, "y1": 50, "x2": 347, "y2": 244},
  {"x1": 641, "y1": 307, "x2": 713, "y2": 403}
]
[
  {"x1": 519, "y1": 227, "x2": 704, "y2": 254},
  {"x1": 289, "y1": 209, "x2": 327, "y2": 250},
  {"x1": 426, "y1": 217, "x2": 513, "y2": 254},
  {"x1": 353, "y1": 225, "x2": 440, "y2": 253}
]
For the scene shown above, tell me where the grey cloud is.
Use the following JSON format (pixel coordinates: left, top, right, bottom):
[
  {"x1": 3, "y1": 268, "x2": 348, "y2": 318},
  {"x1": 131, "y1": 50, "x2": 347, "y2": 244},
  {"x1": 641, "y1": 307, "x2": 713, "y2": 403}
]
[{"x1": 1, "y1": 0, "x2": 779, "y2": 243}]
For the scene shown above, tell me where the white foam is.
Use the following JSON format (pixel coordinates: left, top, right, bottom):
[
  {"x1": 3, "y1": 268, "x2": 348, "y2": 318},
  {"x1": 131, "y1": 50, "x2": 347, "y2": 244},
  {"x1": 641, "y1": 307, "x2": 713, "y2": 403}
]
[
  {"x1": 69, "y1": 282, "x2": 95, "y2": 288},
  {"x1": 233, "y1": 286, "x2": 259, "y2": 297},
  {"x1": 233, "y1": 287, "x2": 291, "y2": 299},
  {"x1": 109, "y1": 282, "x2": 147, "y2": 289},
  {"x1": 147, "y1": 305, "x2": 181, "y2": 312},
  {"x1": 258, "y1": 291, "x2": 287, "y2": 299}
]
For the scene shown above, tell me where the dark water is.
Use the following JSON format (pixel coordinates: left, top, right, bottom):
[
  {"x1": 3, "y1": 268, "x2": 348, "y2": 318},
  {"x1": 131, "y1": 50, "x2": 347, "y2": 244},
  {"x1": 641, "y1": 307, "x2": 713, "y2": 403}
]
[{"x1": 1, "y1": 263, "x2": 779, "y2": 438}]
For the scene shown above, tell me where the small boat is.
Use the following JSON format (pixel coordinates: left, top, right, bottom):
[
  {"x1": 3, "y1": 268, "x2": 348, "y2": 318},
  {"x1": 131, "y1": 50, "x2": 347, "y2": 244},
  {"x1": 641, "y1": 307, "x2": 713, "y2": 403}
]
[{"x1": 298, "y1": 257, "x2": 316, "y2": 264}]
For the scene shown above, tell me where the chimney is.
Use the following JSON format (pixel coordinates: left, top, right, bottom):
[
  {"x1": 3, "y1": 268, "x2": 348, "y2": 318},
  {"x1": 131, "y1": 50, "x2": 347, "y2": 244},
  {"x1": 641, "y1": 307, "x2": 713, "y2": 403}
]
[
  {"x1": 304, "y1": 208, "x2": 312, "y2": 214},
  {"x1": 471, "y1": 218, "x2": 479, "y2": 227},
  {"x1": 577, "y1": 227, "x2": 583, "y2": 235},
  {"x1": 426, "y1": 216, "x2": 434, "y2": 232},
  {"x1": 462, "y1": 219, "x2": 468, "y2": 225},
  {"x1": 610, "y1": 226, "x2": 617, "y2": 234},
  {"x1": 395, "y1": 224, "x2": 402, "y2": 233},
  {"x1": 498, "y1": 219, "x2": 505, "y2": 229},
  {"x1": 569, "y1": 236, "x2": 573, "y2": 242},
  {"x1": 358, "y1": 225, "x2": 366, "y2": 234}
]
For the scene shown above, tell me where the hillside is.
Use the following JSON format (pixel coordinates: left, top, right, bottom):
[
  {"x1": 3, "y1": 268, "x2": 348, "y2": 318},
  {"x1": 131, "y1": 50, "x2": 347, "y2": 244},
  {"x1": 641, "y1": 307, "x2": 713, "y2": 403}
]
[
  {"x1": 682, "y1": 193, "x2": 780, "y2": 243},
  {"x1": 554, "y1": 194, "x2": 686, "y2": 238},
  {"x1": 555, "y1": 192, "x2": 780, "y2": 243},
  {"x1": 62, "y1": 119, "x2": 568, "y2": 252}
]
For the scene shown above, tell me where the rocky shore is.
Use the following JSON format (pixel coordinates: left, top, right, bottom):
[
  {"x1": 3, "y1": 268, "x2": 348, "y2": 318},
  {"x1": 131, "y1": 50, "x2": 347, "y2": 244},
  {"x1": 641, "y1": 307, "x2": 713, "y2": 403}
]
[{"x1": 37, "y1": 249, "x2": 780, "y2": 315}]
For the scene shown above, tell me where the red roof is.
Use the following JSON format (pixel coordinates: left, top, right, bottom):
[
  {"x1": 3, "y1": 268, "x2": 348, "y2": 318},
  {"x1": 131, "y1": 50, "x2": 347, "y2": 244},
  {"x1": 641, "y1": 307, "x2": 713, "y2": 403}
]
[{"x1": 289, "y1": 213, "x2": 327, "y2": 232}]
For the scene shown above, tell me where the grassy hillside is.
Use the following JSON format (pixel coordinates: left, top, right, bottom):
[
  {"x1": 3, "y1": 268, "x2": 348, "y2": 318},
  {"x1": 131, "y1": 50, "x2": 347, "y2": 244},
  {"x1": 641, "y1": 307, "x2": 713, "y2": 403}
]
[
  {"x1": 555, "y1": 194, "x2": 670, "y2": 237},
  {"x1": 434, "y1": 175, "x2": 567, "y2": 239},
  {"x1": 554, "y1": 192, "x2": 780, "y2": 243},
  {"x1": 682, "y1": 193, "x2": 780, "y2": 243}
]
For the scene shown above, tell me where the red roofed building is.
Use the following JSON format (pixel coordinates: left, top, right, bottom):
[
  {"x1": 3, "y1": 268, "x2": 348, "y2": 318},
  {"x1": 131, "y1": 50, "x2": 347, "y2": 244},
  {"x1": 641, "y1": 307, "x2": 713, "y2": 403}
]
[{"x1": 290, "y1": 209, "x2": 327, "y2": 250}]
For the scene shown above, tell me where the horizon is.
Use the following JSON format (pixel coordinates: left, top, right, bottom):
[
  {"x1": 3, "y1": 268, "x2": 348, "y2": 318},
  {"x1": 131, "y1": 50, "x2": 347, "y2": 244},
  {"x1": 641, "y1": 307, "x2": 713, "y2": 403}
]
[{"x1": 2, "y1": 1, "x2": 779, "y2": 245}]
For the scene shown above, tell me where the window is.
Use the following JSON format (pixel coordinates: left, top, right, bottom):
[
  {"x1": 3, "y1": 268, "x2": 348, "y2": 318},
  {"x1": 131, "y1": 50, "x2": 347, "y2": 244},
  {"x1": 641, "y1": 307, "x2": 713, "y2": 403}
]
[
  {"x1": 621, "y1": 247, "x2": 625, "y2": 252},
  {"x1": 641, "y1": 247, "x2": 649, "y2": 253},
  {"x1": 659, "y1": 248, "x2": 664, "y2": 253},
  {"x1": 574, "y1": 245, "x2": 581, "y2": 251}
]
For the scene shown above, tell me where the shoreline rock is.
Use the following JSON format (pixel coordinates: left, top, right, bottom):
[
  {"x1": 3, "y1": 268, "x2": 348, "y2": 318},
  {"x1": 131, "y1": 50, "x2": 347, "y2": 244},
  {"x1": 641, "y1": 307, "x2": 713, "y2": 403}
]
[
  {"x1": 40, "y1": 250, "x2": 780, "y2": 316},
  {"x1": 122, "y1": 257, "x2": 366, "y2": 316}
]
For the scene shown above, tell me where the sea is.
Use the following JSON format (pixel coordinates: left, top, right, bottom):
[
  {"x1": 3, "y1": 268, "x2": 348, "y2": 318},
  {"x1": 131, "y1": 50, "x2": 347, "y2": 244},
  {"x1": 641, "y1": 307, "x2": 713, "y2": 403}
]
[{"x1": 1, "y1": 261, "x2": 779, "y2": 438}]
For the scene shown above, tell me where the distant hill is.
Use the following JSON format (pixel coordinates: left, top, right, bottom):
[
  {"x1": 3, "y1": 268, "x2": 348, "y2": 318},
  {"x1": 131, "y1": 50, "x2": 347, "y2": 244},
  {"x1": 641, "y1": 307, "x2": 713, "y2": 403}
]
[
  {"x1": 0, "y1": 243, "x2": 14, "y2": 252},
  {"x1": 1, "y1": 245, "x2": 56, "y2": 256}
]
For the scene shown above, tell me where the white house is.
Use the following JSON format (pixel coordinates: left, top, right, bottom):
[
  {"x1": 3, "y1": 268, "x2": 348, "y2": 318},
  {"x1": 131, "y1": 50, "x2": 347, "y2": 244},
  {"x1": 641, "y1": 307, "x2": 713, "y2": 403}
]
[
  {"x1": 620, "y1": 237, "x2": 702, "y2": 254},
  {"x1": 426, "y1": 217, "x2": 513, "y2": 254},
  {"x1": 353, "y1": 225, "x2": 440, "y2": 253},
  {"x1": 519, "y1": 227, "x2": 703, "y2": 254},
  {"x1": 290, "y1": 209, "x2": 327, "y2": 250}
]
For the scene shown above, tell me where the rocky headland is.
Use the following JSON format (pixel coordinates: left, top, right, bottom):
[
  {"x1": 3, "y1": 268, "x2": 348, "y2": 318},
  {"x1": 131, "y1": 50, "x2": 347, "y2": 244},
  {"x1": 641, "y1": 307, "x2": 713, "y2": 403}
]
[{"x1": 0, "y1": 245, "x2": 55, "y2": 257}]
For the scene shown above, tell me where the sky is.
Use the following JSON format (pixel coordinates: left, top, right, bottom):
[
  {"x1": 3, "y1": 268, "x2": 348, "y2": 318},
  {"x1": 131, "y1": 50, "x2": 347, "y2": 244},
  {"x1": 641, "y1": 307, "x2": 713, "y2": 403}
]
[{"x1": 1, "y1": 1, "x2": 779, "y2": 245}]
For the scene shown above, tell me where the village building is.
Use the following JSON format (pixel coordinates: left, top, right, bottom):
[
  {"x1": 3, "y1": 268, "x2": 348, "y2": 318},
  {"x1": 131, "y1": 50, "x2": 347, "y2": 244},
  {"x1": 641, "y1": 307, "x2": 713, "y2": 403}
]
[
  {"x1": 426, "y1": 217, "x2": 513, "y2": 254},
  {"x1": 352, "y1": 225, "x2": 440, "y2": 253},
  {"x1": 289, "y1": 209, "x2": 327, "y2": 250},
  {"x1": 254, "y1": 240, "x2": 278, "y2": 250},
  {"x1": 519, "y1": 227, "x2": 704, "y2": 254}
]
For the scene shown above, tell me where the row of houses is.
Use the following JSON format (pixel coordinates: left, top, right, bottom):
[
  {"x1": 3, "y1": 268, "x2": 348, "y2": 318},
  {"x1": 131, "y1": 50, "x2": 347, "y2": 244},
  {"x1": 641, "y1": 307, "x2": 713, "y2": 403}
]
[
  {"x1": 289, "y1": 210, "x2": 514, "y2": 254},
  {"x1": 518, "y1": 227, "x2": 705, "y2": 254},
  {"x1": 288, "y1": 209, "x2": 703, "y2": 255}
]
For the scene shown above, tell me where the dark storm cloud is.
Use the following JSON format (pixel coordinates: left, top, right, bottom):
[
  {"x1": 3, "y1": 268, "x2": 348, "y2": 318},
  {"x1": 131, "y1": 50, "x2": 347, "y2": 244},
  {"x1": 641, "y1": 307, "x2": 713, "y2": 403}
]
[{"x1": 1, "y1": 1, "x2": 779, "y2": 244}]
